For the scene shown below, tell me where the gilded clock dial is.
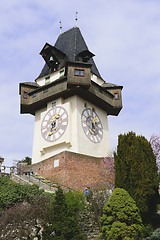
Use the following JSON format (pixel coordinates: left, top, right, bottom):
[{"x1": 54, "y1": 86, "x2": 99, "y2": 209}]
[
  {"x1": 41, "y1": 106, "x2": 68, "y2": 142},
  {"x1": 81, "y1": 108, "x2": 103, "y2": 143}
]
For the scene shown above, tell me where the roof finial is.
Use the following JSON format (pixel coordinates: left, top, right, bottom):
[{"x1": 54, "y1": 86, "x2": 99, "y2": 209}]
[
  {"x1": 59, "y1": 20, "x2": 62, "y2": 34},
  {"x1": 75, "y1": 11, "x2": 78, "y2": 27}
]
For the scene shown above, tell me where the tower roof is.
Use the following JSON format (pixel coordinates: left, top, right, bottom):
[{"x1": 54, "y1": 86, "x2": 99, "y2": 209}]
[{"x1": 37, "y1": 27, "x2": 101, "y2": 79}]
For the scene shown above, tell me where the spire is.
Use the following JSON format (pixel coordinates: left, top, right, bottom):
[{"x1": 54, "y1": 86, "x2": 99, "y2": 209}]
[
  {"x1": 59, "y1": 20, "x2": 62, "y2": 34},
  {"x1": 75, "y1": 11, "x2": 78, "y2": 27},
  {"x1": 37, "y1": 27, "x2": 101, "y2": 79}
]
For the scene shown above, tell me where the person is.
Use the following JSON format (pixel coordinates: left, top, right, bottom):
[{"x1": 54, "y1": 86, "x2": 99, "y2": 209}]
[
  {"x1": 84, "y1": 188, "x2": 90, "y2": 196},
  {"x1": 84, "y1": 187, "x2": 93, "y2": 201}
]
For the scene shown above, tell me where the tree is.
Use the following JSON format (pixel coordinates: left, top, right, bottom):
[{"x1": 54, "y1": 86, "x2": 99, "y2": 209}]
[
  {"x1": 150, "y1": 134, "x2": 160, "y2": 172},
  {"x1": 99, "y1": 188, "x2": 143, "y2": 240},
  {"x1": 19, "y1": 156, "x2": 32, "y2": 165},
  {"x1": 114, "y1": 132, "x2": 159, "y2": 222},
  {"x1": 42, "y1": 186, "x2": 86, "y2": 240}
]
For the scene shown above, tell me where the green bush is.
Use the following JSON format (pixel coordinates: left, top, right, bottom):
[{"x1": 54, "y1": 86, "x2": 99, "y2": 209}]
[
  {"x1": 0, "y1": 176, "x2": 42, "y2": 210},
  {"x1": 99, "y1": 188, "x2": 143, "y2": 240}
]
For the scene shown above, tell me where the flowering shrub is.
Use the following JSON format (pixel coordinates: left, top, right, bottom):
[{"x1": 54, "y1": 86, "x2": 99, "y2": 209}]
[
  {"x1": 150, "y1": 134, "x2": 160, "y2": 172},
  {"x1": 104, "y1": 157, "x2": 114, "y2": 172}
]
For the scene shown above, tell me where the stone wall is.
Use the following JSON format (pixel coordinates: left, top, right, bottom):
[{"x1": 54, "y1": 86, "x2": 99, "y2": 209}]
[
  {"x1": 80, "y1": 190, "x2": 112, "y2": 240},
  {"x1": 80, "y1": 209, "x2": 100, "y2": 240},
  {"x1": 23, "y1": 151, "x2": 114, "y2": 191}
]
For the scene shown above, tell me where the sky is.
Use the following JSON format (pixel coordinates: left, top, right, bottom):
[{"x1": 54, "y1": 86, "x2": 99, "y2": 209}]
[{"x1": 0, "y1": 0, "x2": 160, "y2": 167}]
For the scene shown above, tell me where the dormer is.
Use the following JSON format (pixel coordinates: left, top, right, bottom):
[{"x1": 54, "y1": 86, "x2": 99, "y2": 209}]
[
  {"x1": 40, "y1": 43, "x2": 66, "y2": 73},
  {"x1": 76, "y1": 50, "x2": 95, "y2": 63}
]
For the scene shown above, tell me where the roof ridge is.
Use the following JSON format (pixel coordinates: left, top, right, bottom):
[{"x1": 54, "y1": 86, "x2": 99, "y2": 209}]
[
  {"x1": 61, "y1": 26, "x2": 79, "y2": 35},
  {"x1": 74, "y1": 27, "x2": 77, "y2": 61},
  {"x1": 55, "y1": 26, "x2": 79, "y2": 44}
]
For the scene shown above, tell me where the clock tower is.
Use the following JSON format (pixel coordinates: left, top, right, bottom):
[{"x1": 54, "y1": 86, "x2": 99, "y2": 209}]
[{"x1": 19, "y1": 27, "x2": 123, "y2": 190}]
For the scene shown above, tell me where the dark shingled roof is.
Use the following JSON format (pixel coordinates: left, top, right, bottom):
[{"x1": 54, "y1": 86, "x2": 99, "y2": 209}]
[
  {"x1": 37, "y1": 64, "x2": 50, "y2": 79},
  {"x1": 37, "y1": 27, "x2": 101, "y2": 79}
]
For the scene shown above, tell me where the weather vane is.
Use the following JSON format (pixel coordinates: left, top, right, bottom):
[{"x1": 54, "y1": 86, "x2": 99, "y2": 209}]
[
  {"x1": 75, "y1": 11, "x2": 78, "y2": 27},
  {"x1": 59, "y1": 20, "x2": 62, "y2": 34}
]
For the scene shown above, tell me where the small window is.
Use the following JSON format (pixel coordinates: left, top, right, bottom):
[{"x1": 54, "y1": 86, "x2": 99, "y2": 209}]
[
  {"x1": 23, "y1": 91, "x2": 28, "y2": 99},
  {"x1": 84, "y1": 103, "x2": 87, "y2": 108},
  {"x1": 74, "y1": 69, "x2": 85, "y2": 77},
  {"x1": 45, "y1": 76, "x2": 50, "y2": 84},
  {"x1": 114, "y1": 93, "x2": 119, "y2": 100}
]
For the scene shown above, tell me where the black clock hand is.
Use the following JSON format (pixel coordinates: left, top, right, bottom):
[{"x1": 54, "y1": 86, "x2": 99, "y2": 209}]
[
  {"x1": 48, "y1": 114, "x2": 59, "y2": 136},
  {"x1": 89, "y1": 117, "x2": 97, "y2": 134},
  {"x1": 92, "y1": 122, "x2": 96, "y2": 132}
]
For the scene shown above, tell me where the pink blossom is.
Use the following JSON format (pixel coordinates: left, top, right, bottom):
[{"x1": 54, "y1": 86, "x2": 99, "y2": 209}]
[
  {"x1": 104, "y1": 157, "x2": 114, "y2": 172},
  {"x1": 150, "y1": 134, "x2": 160, "y2": 172}
]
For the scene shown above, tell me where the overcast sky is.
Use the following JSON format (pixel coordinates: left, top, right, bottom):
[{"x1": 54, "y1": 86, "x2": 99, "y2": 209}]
[{"x1": 0, "y1": 0, "x2": 160, "y2": 167}]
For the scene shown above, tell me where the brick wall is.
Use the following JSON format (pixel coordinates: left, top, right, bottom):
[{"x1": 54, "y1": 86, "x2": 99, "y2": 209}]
[{"x1": 23, "y1": 151, "x2": 114, "y2": 191}]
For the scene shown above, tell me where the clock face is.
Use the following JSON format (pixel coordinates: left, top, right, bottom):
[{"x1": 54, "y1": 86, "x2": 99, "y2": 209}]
[
  {"x1": 41, "y1": 106, "x2": 68, "y2": 142},
  {"x1": 81, "y1": 108, "x2": 103, "y2": 143}
]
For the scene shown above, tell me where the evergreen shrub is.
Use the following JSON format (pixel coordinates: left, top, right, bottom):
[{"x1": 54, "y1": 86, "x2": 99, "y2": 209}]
[
  {"x1": 99, "y1": 188, "x2": 143, "y2": 240},
  {"x1": 42, "y1": 186, "x2": 86, "y2": 240}
]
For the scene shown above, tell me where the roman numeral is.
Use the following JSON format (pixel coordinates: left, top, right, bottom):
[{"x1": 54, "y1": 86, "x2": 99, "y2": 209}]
[
  {"x1": 62, "y1": 117, "x2": 68, "y2": 123},
  {"x1": 43, "y1": 130, "x2": 48, "y2": 138}
]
